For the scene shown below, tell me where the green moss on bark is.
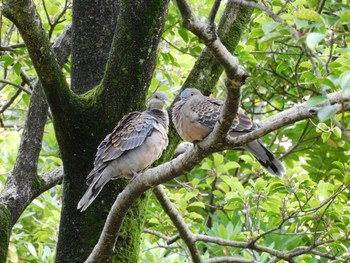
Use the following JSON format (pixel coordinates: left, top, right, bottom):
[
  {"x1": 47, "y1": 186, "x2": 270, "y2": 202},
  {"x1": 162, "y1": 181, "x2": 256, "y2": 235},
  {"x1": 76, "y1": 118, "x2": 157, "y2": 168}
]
[
  {"x1": 111, "y1": 191, "x2": 150, "y2": 263},
  {"x1": 0, "y1": 205, "x2": 10, "y2": 263}
]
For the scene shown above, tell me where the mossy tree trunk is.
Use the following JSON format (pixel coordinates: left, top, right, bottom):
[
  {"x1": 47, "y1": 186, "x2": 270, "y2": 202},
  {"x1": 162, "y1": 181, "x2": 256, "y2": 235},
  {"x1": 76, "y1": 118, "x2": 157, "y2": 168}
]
[{"x1": 55, "y1": 1, "x2": 171, "y2": 262}]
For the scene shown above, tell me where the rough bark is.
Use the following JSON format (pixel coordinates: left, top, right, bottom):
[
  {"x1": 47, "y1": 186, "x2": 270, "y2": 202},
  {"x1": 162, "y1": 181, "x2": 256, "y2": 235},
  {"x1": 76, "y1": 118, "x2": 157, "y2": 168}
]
[
  {"x1": 56, "y1": 1, "x2": 170, "y2": 262},
  {"x1": 71, "y1": 0, "x2": 120, "y2": 94}
]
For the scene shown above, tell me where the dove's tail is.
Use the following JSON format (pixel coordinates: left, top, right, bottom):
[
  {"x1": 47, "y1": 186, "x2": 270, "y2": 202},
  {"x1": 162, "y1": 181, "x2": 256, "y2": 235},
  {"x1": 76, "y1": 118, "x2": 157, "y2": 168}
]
[
  {"x1": 77, "y1": 169, "x2": 111, "y2": 212},
  {"x1": 243, "y1": 139, "x2": 285, "y2": 177}
]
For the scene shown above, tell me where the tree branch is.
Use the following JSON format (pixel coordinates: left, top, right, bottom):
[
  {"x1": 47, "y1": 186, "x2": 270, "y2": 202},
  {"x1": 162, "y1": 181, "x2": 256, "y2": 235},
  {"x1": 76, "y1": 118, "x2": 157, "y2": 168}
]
[
  {"x1": 85, "y1": 0, "x2": 350, "y2": 260},
  {"x1": 85, "y1": 88, "x2": 349, "y2": 262},
  {"x1": 154, "y1": 186, "x2": 202, "y2": 263},
  {"x1": 0, "y1": 79, "x2": 32, "y2": 94},
  {"x1": 37, "y1": 166, "x2": 64, "y2": 194},
  {"x1": 2, "y1": 0, "x2": 73, "y2": 117},
  {"x1": 0, "y1": 22, "x2": 72, "y2": 228}
]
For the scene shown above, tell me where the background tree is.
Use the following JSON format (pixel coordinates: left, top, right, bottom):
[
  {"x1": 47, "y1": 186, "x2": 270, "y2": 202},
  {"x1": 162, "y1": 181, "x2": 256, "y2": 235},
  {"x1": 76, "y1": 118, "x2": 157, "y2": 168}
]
[{"x1": 1, "y1": 0, "x2": 350, "y2": 263}]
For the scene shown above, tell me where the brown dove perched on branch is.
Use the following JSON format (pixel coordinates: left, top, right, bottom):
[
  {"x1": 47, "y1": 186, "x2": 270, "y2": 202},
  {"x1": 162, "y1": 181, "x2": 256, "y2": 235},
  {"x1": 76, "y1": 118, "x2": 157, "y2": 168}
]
[
  {"x1": 172, "y1": 88, "x2": 285, "y2": 177},
  {"x1": 77, "y1": 92, "x2": 169, "y2": 211}
]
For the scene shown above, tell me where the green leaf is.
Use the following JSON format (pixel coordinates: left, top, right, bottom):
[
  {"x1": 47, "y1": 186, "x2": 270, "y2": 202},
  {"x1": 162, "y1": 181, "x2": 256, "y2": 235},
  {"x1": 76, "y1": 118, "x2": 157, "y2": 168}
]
[
  {"x1": 295, "y1": 9, "x2": 323, "y2": 22},
  {"x1": 344, "y1": 173, "x2": 350, "y2": 184},
  {"x1": 255, "y1": 178, "x2": 267, "y2": 192},
  {"x1": 305, "y1": 96, "x2": 328, "y2": 109},
  {"x1": 26, "y1": 243, "x2": 38, "y2": 258},
  {"x1": 262, "y1": 22, "x2": 280, "y2": 35},
  {"x1": 224, "y1": 162, "x2": 240, "y2": 170},
  {"x1": 339, "y1": 71, "x2": 350, "y2": 97},
  {"x1": 0, "y1": 55, "x2": 15, "y2": 67},
  {"x1": 218, "y1": 224, "x2": 227, "y2": 239},
  {"x1": 201, "y1": 162, "x2": 212, "y2": 171},
  {"x1": 276, "y1": 62, "x2": 290, "y2": 74},
  {"x1": 316, "y1": 122, "x2": 329, "y2": 132},
  {"x1": 191, "y1": 178, "x2": 200, "y2": 187},
  {"x1": 333, "y1": 127, "x2": 342, "y2": 138},
  {"x1": 332, "y1": 161, "x2": 345, "y2": 171},
  {"x1": 187, "y1": 201, "x2": 205, "y2": 209},
  {"x1": 178, "y1": 26, "x2": 189, "y2": 43},
  {"x1": 317, "y1": 105, "x2": 339, "y2": 122},
  {"x1": 306, "y1": 33, "x2": 325, "y2": 50},
  {"x1": 339, "y1": 10, "x2": 350, "y2": 22},
  {"x1": 13, "y1": 62, "x2": 22, "y2": 76},
  {"x1": 213, "y1": 153, "x2": 224, "y2": 167},
  {"x1": 299, "y1": 61, "x2": 313, "y2": 69},
  {"x1": 213, "y1": 190, "x2": 224, "y2": 198},
  {"x1": 321, "y1": 132, "x2": 331, "y2": 142}
]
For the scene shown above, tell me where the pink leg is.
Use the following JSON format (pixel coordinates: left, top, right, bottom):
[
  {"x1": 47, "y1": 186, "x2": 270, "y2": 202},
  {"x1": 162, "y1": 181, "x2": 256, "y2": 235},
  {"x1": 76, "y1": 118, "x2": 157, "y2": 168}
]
[{"x1": 130, "y1": 170, "x2": 139, "y2": 181}]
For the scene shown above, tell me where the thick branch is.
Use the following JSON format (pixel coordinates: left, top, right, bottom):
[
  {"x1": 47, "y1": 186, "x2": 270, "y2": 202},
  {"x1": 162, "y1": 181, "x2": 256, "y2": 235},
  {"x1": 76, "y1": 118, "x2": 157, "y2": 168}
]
[
  {"x1": 86, "y1": 90, "x2": 349, "y2": 262},
  {"x1": 36, "y1": 166, "x2": 64, "y2": 194},
  {"x1": 2, "y1": 0, "x2": 73, "y2": 117},
  {"x1": 176, "y1": 0, "x2": 241, "y2": 79},
  {"x1": 99, "y1": 0, "x2": 170, "y2": 116},
  {"x1": 166, "y1": 1, "x2": 254, "y2": 161},
  {"x1": 175, "y1": 0, "x2": 246, "y2": 148},
  {"x1": 224, "y1": 91, "x2": 349, "y2": 148},
  {"x1": 0, "y1": 23, "x2": 72, "y2": 229}
]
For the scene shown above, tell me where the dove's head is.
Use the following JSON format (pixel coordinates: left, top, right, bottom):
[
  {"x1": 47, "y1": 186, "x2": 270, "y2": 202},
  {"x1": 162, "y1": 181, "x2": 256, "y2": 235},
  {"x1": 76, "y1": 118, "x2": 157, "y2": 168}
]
[
  {"x1": 148, "y1": 92, "x2": 167, "y2": 110},
  {"x1": 180, "y1": 88, "x2": 202, "y2": 100}
]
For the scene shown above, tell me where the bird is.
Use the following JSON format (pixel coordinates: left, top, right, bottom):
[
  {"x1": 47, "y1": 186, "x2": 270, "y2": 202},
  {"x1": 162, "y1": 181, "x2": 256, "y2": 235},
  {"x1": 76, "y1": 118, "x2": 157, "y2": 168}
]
[
  {"x1": 77, "y1": 92, "x2": 169, "y2": 211},
  {"x1": 172, "y1": 88, "x2": 285, "y2": 177}
]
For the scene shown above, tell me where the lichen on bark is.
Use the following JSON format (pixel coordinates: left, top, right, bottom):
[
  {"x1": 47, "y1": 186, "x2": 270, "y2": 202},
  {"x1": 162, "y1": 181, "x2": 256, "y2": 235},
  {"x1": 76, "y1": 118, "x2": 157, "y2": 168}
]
[{"x1": 0, "y1": 205, "x2": 10, "y2": 263}]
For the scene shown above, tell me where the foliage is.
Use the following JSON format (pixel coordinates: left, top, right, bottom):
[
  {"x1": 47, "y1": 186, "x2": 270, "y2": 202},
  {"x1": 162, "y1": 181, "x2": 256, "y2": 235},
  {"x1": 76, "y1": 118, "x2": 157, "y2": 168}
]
[{"x1": 0, "y1": 0, "x2": 349, "y2": 262}]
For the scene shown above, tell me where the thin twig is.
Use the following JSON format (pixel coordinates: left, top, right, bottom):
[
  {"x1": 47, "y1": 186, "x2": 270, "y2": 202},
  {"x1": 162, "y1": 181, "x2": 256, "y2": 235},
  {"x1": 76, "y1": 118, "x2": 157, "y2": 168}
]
[
  {"x1": 0, "y1": 79, "x2": 32, "y2": 94},
  {"x1": 208, "y1": 0, "x2": 221, "y2": 24}
]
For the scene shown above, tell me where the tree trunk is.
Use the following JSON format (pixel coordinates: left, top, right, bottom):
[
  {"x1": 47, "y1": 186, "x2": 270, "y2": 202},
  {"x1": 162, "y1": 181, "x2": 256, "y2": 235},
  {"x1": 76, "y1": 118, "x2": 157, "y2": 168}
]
[{"x1": 55, "y1": 1, "x2": 170, "y2": 262}]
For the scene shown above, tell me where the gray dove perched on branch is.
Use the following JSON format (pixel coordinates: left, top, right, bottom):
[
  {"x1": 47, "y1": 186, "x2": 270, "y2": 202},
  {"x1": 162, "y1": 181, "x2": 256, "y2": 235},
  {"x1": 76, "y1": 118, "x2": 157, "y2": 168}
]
[
  {"x1": 172, "y1": 88, "x2": 285, "y2": 177},
  {"x1": 77, "y1": 92, "x2": 169, "y2": 211}
]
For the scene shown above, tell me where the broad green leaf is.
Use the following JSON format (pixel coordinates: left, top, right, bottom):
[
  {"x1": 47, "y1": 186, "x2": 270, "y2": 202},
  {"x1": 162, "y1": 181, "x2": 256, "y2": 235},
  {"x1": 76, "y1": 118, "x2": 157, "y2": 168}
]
[
  {"x1": 206, "y1": 176, "x2": 216, "y2": 185},
  {"x1": 255, "y1": 178, "x2": 267, "y2": 192},
  {"x1": 262, "y1": 22, "x2": 280, "y2": 35},
  {"x1": 339, "y1": 10, "x2": 350, "y2": 22},
  {"x1": 321, "y1": 132, "x2": 331, "y2": 142},
  {"x1": 333, "y1": 127, "x2": 342, "y2": 138},
  {"x1": 299, "y1": 61, "x2": 313, "y2": 69},
  {"x1": 317, "y1": 105, "x2": 339, "y2": 122},
  {"x1": 295, "y1": 9, "x2": 323, "y2": 22},
  {"x1": 26, "y1": 243, "x2": 38, "y2": 258},
  {"x1": 276, "y1": 62, "x2": 290, "y2": 74},
  {"x1": 305, "y1": 96, "x2": 328, "y2": 109},
  {"x1": 316, "y1": 122, "x2": 329, "y2": 132},
  {"x1": 218, "y1": 224, "x2": 227, "y2": 239},
  {"x1": 332, "y1": 161, "x2": 345, "y2": 171},
  {"x1": 344, "y1": 173, "x2": 350, "y2": 184},
  {"x1": 307, "y1": 0, "x2": 318, "y2": 8},
  {"x1": 224, "y1": 162, "x2": 240, "y2": 170},
  {"x1": 178, "y1": 26, "x2": 189, "y2": 43},
  {"x1": 213, "y1": 190, "x2": 224, "y2": 198},
  {"x1": 0, "y1": 55, "x2": 15, "y2": 67},
  {"x1": 187, "y1": 201, "x2": 205, "y2": 209},
  {"x1": 306, "y1": 33, "x2": 325, "y2": 50},
  {"x1": 213, "y1": 153, "x2": 224, "y2": 167},
  {"x1": 339, "y1": 71, "x2": 350, "y2": 97},
  {"x1": 201, "y1": 162, "x2": 212, "y2": 171},
  {"x1": 191, "y1": 178, "x2": 200, "y2": 187}
]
